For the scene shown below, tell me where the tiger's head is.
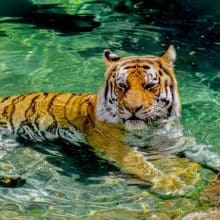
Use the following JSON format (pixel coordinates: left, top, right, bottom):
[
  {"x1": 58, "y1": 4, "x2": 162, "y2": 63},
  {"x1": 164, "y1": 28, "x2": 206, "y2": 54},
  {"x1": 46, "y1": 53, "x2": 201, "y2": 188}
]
[{"x1": 96, "y1": 45, "x2": 180, "y2": 130}]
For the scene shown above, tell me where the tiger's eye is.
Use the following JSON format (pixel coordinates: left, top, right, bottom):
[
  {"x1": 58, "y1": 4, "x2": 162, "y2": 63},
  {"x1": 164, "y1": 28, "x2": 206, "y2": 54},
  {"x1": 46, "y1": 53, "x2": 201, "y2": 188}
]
[
  {"x1": 118, "y1": 82, "x2": 127, "y2": 89},
  {"x1": 144, "y1": 83, "x2": 157, "y2": 90}
]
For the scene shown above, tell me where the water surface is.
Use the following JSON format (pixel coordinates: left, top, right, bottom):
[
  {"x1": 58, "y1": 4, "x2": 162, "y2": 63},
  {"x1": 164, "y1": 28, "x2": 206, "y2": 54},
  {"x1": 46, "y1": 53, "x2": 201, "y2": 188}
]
[{"x1": 0, "y1": 1, "x2": 219, "y2": 219}]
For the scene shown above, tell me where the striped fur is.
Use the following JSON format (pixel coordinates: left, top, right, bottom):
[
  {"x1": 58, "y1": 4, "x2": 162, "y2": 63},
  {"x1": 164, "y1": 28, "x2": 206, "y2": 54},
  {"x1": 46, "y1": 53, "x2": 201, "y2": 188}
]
[
  {"x1": 0, "y1": 92, "x2": 94, "y2": 144},
  {"x1": 0, "y1": 46, "x2": 184, "y2": 185}
]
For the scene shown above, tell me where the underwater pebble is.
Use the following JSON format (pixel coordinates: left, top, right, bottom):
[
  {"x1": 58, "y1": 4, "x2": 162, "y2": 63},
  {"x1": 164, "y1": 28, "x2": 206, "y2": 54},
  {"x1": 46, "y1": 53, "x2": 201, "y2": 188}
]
[{"x1": 2, "y1": 164, "x2": 14, "y2": 172}]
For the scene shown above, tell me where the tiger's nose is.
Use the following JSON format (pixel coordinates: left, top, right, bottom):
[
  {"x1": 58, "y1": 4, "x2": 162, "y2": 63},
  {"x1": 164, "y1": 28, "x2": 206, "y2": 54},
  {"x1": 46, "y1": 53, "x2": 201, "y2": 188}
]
[{"x1": 124, "y1": 104, "x2": 143, "y2": 114}]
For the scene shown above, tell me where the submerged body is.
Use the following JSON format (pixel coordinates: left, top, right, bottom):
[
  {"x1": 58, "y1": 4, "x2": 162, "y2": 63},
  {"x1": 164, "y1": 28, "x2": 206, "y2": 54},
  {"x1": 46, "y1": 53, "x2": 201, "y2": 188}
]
[{"x1": 0, "y1": 46, "x2": 219, "y2": 193}]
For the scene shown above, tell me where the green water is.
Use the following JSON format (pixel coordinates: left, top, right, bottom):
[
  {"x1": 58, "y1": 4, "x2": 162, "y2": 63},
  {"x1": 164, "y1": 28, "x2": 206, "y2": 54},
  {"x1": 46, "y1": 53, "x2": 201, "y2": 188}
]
[{"x1": 0, "y1": 1, "x2": 219, "y2": 219}]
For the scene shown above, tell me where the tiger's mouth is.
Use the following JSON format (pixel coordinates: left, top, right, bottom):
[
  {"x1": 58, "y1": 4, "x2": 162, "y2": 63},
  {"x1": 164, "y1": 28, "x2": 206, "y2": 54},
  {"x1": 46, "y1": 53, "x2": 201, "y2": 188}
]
[
  {"x1": 123, "y1": 115, "x2": 148, "y2": 130},
  {"x1": 127, "y1": 115, "x2": 140, "y2": 121}
]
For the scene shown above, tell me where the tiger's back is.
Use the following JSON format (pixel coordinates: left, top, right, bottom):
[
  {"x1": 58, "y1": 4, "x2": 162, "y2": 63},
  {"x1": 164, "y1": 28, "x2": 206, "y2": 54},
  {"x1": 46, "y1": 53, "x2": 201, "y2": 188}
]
[{"x1": 0, "y1": 92, "x2": 96, "y2": 144}]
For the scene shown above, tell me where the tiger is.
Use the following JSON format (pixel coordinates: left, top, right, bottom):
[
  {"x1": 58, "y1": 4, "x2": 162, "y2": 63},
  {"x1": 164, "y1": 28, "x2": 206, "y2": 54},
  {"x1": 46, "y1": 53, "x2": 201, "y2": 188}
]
[{"x1": 0, "y1": 45, "x2": 219, "y2": 193}]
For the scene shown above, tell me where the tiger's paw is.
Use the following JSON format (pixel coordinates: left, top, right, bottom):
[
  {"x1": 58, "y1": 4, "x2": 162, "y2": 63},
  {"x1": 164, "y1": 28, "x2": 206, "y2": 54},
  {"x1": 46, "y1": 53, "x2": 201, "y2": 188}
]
[{"x1": 151, "y1": 174, "x2": 194, "y2": 197}]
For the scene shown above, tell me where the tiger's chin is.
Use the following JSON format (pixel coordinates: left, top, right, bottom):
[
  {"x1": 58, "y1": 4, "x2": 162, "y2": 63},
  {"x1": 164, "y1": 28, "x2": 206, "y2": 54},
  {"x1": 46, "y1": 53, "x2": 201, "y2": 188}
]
[{"x1": 123, "y1": 120, "x2": 148, "y2": 131}]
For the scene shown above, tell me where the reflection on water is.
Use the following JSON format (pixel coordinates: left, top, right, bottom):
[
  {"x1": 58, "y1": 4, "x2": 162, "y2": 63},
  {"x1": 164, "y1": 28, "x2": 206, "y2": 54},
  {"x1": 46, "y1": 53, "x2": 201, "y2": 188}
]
[{"x1": 0, "y1": 0, "x2": 219, "y2": 219}]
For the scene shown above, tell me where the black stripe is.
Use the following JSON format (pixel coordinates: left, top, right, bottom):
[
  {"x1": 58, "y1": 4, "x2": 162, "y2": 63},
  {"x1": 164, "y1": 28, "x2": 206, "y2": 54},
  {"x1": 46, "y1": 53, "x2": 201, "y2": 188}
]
[
  {"x1": 0, "y1": 121, "x2": 7, "y2": 128},
  {"x1": 24, "y1": 94, "x2": 40, "y2": 119},
  {"x1": 19, "y1": 121, "x2": 42, "y2": 142},
  {"x1": 9, "y1": 95, "x2": 26, "y2": 133},
  {"x1": 23, "y1": 123, "x2": 37, "y2": 140},
  {"x1": 123, "y1": 65, "x2": 136, "y2": 69},
  {"x1": 167, "y1": 105, "x2": 172, "y2": 116},
  {"x1": 33, "y1": 92, "x2": 49, "y2": 137},
  {"x1": 154, "y1": 77, "x2": 161, "y2": 96},
  {"x1": 0, "y1": 97, "x2": 10, "y2": 103},
  {"x1": 110, "y1": 80, "x2": 115, "y2": 100},
  {"x1": 109, "y1": 99, "x2": 113, "y2": 104},
  {"x1": 43, "y1": 92, "x2": 48, "y2": 97},
  {"x1": 17, "y1": 94, "x2": 41, "y2": 137},
  {"x1": 104, "y1": 81, "x2": 109, "y2": 100},
  {"x1": 64, "y1": 94, "x2": 76, "y2": 126},
  {"x1": 164, "y1": 80, "x2": 168, "y2": 99},
  {"x1": 85, "y1": 100, "x2": 95, "y2": 129},
  {"x1": 111, "y1": 66, "x2": 117, "y2": 72},
  {"x1": 46, "y1": 93, "x2": 74, "y2": 137},
  {"x1": 168, "y1": 85, "x2": 174, "y2": 116},
  {"x1": 47, "y1": 93, "x2": 61, "y2": 129},
  {"x1": 2, "y1": 96, "x2": 18, "y2": 119},
  {"x1": 164, "y1": 80, "x2": 171, "y2": 108},
  {"x1": 156, "y1": 86, "x2": 161, "y2": 97},
  {"x1": 34, "y1": 115, "x2": 47, "y2": 140},
  {"x1": 47, "y1": 93, "x2": 60, "y2": 115}
]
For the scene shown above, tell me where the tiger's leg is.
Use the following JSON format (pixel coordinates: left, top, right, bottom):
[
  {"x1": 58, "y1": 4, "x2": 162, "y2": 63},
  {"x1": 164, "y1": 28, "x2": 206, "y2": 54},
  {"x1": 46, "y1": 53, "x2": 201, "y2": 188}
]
[
  {"x1": 86, "y1": 132, "x2": 198, "y2": 196},
  {"x1": 86, "y1": 133, "x2": 162, "y2": 183},
  {"x1": 184, "y1": 146, "x2": 220, "y2": 171},
  {"x1": 179, "y1": 137, "x2": 220, "y2": 171},
  {"x1": 162, "y1": 135, "x2": 220, "y2": 172}
]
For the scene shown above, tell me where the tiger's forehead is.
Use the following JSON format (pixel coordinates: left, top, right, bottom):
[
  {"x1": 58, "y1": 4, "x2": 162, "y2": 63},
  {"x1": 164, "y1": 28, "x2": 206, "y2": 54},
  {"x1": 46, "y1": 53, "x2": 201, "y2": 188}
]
[
  {"x1": 116, "y1": 56, "x2": 160, "y2": 80},
  {"x1": 118, "y1": 55, "x2": 160, "y2": 67}
]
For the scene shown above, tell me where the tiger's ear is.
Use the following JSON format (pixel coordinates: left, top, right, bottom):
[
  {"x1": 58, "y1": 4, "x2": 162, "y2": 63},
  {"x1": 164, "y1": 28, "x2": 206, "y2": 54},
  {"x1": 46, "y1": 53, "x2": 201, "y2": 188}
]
[
  {"x1": 161, "y1": 45, "x2": 176, "y2": 66},
  {"x1": 103, "y1": 49, "x2": 120, "y2": 67}
]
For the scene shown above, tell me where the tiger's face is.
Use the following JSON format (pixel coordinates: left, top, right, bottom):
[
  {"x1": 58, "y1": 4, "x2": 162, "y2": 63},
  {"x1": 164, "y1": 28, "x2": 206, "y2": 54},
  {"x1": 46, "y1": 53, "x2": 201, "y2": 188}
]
[{"x1": 96, "y1": 45, "x2": 180, "y2": 130}]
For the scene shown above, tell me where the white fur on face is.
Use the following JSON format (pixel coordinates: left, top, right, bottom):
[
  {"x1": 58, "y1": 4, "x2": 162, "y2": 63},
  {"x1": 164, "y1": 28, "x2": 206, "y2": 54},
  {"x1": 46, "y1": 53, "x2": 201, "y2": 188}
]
[
  {"x1": 96, "y1": 83, "x2": 120, "y2": 123},
  {"x1": 116, "y1": 67, "x2": 129, "y2": 88},
  {"x1": 144, "y1": 65, "x2": 159, "y2": 85},
  {"x1": 96, "y1": 66, "x2": 129, "y2": 124}
]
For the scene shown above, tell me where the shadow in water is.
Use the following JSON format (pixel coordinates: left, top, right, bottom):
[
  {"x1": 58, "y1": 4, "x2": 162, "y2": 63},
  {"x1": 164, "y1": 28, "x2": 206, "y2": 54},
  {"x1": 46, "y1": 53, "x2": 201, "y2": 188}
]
[
  {"x1": 21, "y1": 138, "x2": 119, "y2": 183},
  {"x1": 0, "y1": 3, "x2": 101, "y2": 35},
  {"x1": 0, "y1": 139, "x2": 121, "y2": 187}
]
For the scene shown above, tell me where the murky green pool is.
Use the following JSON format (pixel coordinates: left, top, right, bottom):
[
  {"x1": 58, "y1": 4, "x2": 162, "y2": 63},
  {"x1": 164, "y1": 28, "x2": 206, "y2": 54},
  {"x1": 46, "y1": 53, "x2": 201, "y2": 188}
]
[{"x1": 0, "y1": 1, "x2": 219, "y2": 219}]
